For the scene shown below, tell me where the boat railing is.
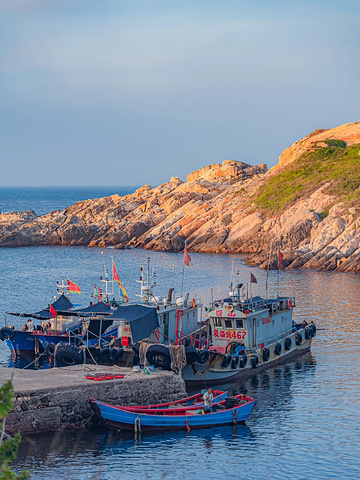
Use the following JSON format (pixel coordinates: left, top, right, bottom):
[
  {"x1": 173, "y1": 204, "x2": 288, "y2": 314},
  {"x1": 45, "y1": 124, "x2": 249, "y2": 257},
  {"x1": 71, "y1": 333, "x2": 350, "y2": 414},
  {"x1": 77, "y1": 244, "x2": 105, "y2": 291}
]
[
  {"x1": 261, "y1": 326, "x2": 298, "y2": 349},
  {"x1": 176, "y1": 326, "x2": 208, "y2": 349},
  {"x1": 154, "y1": 329, "x2": 175, "y2": 345}
]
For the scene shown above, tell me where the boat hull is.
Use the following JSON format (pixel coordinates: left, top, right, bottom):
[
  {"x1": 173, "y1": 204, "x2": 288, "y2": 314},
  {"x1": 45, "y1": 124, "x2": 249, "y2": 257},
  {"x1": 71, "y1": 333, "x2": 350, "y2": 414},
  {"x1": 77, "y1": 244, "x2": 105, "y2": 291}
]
[
  {"x1": 91, "y1": 399, "x2": 256, "y2": 431},
  {"x1": 182, "y1": 339, "x2": 312, "y2": 386}
]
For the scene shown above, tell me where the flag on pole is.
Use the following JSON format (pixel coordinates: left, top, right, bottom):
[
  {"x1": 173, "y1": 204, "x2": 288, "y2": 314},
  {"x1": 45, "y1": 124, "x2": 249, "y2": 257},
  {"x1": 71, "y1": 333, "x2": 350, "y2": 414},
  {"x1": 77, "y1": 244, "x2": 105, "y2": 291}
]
[
  {"x1": 112, "y1": 260, "x2": 129, "y2": 302},
  {"x1": 184, "y1": 241, "x2": 192, "y2": 267},
  {"x1": 49, "y1": 304, "x2": 56, "y2": 318},
  {"x1": 98, "y1": 284, "x2": 102, "y2": 301},
  {"x1": 250, "y1": 273, "x2": 258, "y2": 284},
  {"x1": 67, "y1": 278, "x2": 81, "y2": 294},
  {"x1": 278, "y1": 249, "x2": 285, "y2": 271}
]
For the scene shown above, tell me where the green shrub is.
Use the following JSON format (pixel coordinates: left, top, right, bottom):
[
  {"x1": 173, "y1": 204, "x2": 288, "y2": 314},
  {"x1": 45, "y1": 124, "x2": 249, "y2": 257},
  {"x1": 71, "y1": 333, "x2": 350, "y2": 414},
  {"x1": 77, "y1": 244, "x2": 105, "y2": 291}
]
[{"x1": 254, "y1": 143, "x2": 360, "y2": 214}]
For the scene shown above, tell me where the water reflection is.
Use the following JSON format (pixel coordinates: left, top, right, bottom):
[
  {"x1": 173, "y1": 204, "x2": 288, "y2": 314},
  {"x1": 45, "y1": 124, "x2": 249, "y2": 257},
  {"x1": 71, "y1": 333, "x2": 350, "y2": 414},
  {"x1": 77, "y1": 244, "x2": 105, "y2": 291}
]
[{"x1": 2, "y1": 247, "x2": 360, "y2": 480}]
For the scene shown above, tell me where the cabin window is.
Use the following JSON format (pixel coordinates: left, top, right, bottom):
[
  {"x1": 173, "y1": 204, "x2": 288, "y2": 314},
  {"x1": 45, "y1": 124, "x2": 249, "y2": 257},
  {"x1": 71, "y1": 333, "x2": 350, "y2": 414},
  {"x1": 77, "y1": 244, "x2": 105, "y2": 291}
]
[
  {"x1": 214, "y1": 317, "x2": 222, "y2": 327},
  {"x1": 224, "y1": 319, "x2": 232, "y2": 328},
  {"x1": 236, "y1": 319, "x2": 243, "y2": 328}
]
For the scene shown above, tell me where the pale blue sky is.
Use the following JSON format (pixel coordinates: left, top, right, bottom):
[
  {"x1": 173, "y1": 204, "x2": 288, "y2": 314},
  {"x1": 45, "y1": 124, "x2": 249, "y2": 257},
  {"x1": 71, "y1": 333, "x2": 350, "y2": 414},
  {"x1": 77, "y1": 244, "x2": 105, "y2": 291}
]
[{"x1": 0, "y1": 0, "x2": 359, "y2": 186}]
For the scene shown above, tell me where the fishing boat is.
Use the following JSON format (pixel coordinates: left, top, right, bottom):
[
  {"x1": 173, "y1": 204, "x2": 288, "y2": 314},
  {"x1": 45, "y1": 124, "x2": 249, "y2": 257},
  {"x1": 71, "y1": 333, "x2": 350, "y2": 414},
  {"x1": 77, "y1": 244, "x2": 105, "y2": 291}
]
[
  {"x1": 120, "y1": 390, "x2": 228, "y2": 411},
  {"x1": 0, "y1": 258, "x2": 204, "y2": 367},
  {"x1": 143, "y1": 266, "x2": 317, "y2": 385},
  {"x1": 90, "y1": 394, "x2": 256, "y2": 431}
]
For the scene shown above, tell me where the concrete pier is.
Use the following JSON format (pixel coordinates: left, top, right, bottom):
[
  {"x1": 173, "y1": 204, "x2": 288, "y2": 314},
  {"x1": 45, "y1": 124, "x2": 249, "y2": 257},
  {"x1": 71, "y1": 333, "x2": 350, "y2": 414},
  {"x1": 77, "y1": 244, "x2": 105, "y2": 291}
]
[{"x1": 0, "y1": 366, "x2": 186, "y2": 434}]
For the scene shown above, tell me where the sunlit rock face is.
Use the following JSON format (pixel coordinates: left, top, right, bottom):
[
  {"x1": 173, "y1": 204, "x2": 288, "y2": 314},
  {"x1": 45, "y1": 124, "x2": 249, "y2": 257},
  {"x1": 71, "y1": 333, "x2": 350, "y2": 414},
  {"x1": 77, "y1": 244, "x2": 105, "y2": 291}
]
[{"x1": 1, "y1": 122, "x2": 360, "y2": 272}]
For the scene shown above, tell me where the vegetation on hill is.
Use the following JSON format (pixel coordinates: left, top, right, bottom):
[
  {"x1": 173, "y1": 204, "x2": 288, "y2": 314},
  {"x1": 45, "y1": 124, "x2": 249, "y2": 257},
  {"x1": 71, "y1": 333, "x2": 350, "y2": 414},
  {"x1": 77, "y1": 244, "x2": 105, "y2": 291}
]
[{"x1": 254, "y1": 142, "x2": 360, "y2": 214}]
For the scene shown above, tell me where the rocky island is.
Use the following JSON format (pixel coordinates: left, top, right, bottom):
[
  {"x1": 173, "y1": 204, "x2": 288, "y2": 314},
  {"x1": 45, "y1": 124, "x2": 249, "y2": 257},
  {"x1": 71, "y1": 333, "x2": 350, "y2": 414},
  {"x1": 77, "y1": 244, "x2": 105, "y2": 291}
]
[{"x1": 1, "y1": 121, "x2": 360, "y2": 272}]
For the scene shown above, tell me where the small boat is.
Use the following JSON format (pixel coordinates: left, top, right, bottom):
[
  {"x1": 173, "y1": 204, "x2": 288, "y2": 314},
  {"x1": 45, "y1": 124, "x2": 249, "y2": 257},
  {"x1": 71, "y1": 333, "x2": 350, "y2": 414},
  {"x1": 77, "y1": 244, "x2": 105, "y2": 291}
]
[
  {"x1": 90, "y1": 394, "x2": 256, "y2": 431},
  {"x1": 120, "y1": 390, "x2": 228, "y2": 411}
]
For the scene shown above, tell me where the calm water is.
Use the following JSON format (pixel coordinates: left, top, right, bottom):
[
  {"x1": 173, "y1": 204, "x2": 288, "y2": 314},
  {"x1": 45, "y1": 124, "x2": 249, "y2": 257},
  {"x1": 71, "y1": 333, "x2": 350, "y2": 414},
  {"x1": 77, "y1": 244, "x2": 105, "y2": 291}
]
[
  {"x1": 0, "y1": 186, "x2": 138, "y2": 216},
  {"x1": 0, "y1": 188, "x2": 359, "y2": 480}
]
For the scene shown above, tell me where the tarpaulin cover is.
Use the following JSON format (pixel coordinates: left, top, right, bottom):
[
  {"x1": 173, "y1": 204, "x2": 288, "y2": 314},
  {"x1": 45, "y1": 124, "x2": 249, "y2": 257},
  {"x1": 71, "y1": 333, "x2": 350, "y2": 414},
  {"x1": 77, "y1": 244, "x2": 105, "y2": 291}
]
[
  {"x1": 106, "y1": 304, "x2": 159, "y2": 343},
  {"x1": 6, "y1": 294, "x2": 74, "y2": 319},
  {"x1": 56, "y1": 301, "x2": 113, "y2": 317},
  {"x1": 86, "y1": 318, "x2": 115, "y2": 340}
]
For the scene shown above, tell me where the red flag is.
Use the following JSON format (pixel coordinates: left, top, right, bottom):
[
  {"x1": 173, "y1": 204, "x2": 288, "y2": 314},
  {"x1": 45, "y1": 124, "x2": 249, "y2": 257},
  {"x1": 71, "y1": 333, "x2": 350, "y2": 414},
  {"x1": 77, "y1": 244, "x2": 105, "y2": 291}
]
[
  {"x1": 279, "y1": 249, "x2": 285, "y2": 271},
  {"x1": 184, "y1": 241, "x2": 192, "y2": 267},
  {"x1": 98, "y1": 284, "x2": 102, "y2": 301},
  {"x1": 112, "y1": 260, "x2": 120, "y2": 283},
  {"x1": 112, "y1": 260, "x2": 129, "y2": 302},
  {"x1": 49, "y1": 304, "x2": 56, "y2": 318},
  {"x1": 250, "y1": 273, "x2": 257, "y2": 284},
  {"x1": 67, "y1": 278, "x2": 81, "y2": 294}
]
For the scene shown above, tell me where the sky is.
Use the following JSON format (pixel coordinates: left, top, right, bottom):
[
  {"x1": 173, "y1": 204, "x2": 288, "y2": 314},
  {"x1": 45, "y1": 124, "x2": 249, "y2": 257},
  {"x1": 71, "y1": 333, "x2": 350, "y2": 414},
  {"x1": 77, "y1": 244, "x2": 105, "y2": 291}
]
[{"x1": 0, "y1": 0, "x2": 359, "y2": 187}]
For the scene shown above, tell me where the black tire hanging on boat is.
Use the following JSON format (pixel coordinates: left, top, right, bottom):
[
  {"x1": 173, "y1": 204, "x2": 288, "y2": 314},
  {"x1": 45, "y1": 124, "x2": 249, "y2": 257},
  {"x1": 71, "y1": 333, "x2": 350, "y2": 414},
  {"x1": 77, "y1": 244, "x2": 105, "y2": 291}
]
[
  {"x1": 239, "y1": 354, "x2": 247, "y2": 368},
  {"x1": 114, "y1": 348, "x2": 124, "y2": 363},
  {"x1": 251, "y1": 355, "x2": 259, "y2": 369},
  {"x1": 295, "y1": 332, "x2": 302, "y2": 345},
  {"x1": 185, "y1": 346, "x2": 199, "y2": 364},
  {"x1": 284, "y1": 337, "x2": 292, "y2": 351},
  {"x1": 262, "y1": 347, "x2": 270, "y2": 362},
  {"x1": 0, "y1": 327, "x2": 15, "y2": 341},
  {"x1": 221, "y1": 354, "x2": 232, "y2": 368},
  {"x1": 146, "y1": 344, "x2": 171, "y2": 370},
  {"x1": 197, "y1": 350, "x2": 210, "y2": 364},
  {"x1": 274, "y1": 343, "x2": 282, "y2": 355},
  {"x1": 98, "y1": 348, "x2": 110, "y2": 363},
  {"x1": 310, "y1": 323, "x2": 317, "y2": 336},
  {"x1": 45, "y1": 341, "x2": 56, "y2": 357},
  {"x1": 109, "y1": 347, "x2": 118, "y2": 362},
  {"x1": 305, "y1": 327, "x2": 312, "y2": 340},
  {"x1": 231, "y1": 356, "x2": 239, "y2": 369},
  {"x1": 85, "y1": 346, "x2": 100, "y2": 361},
  {"x1": 55, "y1": 345, "x2": 83, "y2": 366},
  {"x1": 132, "y1": 342, "x2": 140, "y2": 355}
]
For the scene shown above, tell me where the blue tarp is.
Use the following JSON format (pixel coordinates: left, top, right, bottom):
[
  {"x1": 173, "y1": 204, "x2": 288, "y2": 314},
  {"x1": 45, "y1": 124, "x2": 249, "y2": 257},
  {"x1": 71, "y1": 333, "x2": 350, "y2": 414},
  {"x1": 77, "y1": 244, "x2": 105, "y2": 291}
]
[{"x1": 106, "y1": 304, "x2": 159, "y2": 343}]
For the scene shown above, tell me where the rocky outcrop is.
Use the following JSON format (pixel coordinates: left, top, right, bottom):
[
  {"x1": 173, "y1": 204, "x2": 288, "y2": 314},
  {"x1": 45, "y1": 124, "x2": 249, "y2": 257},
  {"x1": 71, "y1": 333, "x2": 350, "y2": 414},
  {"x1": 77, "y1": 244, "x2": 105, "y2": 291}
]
[
  {"x1": 270, "y1": 121, "x2": 360, "y2": 172},
  {"x1": 0, "y1": 122, "x2": 360, "y2": 272}
]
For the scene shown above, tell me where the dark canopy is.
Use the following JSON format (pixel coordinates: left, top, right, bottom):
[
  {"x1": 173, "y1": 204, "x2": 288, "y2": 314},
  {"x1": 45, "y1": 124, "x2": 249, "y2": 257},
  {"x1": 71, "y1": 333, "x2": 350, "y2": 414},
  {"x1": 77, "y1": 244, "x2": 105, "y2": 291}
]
[
  {"x1": 6, "y1": 294, "x2": 73, "y2": 320},
  {"x1": 86, "y1": 318, "x2": 115, "y2": 340},
  {"x1": 106, "y1": 304, "x2": 159, "y2": 343},
  {"x1": 56, "y1": 301, "x2": 113, "y2": 317}
]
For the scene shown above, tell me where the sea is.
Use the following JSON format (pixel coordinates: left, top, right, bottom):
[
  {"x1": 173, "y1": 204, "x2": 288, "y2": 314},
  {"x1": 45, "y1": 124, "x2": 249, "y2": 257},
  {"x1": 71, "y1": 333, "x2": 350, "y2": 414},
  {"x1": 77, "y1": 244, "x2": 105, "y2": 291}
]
[{"x1": 0, "y1": 187, "x2": 359, "y2": 480}]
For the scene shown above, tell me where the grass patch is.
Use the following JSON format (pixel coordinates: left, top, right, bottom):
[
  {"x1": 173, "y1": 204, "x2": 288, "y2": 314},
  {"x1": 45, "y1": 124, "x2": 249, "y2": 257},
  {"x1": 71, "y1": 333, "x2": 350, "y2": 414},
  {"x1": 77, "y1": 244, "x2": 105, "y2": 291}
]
[{"x1": 254, "y1": 142, "x2": 360, "y2": 214}]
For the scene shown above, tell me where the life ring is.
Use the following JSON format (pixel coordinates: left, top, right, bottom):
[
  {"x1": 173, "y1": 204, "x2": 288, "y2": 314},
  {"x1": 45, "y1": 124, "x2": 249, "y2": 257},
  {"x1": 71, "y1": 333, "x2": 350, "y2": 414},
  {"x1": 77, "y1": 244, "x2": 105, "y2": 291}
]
[
  {"x1": 45, "y1": 342, "x2": 56, "y2": 357},
  {"x1": 231, "y1": 356, "x2": 239, "y2": 369},
  {"x1": 221, "y1": 354, "x2": 232, "y2": 368},
  {"x1": 191, "y1": 298, "x2": 196, "y2": 308},
  {"x1": 239, "y1": 354, "x2": 247, "y2": 368},
  {"x1": 243, "y1": 309, "x2": 249, "y2": 314},
  {"x1": 274, "y1": 343, "x2": 282, "y2": 355},
  {"x1": 197, "y1": 350, "x2": 210, "y2": 364},
  {"x1": 284, "y1": 337, "x2": 292, "y2": 351},
  {"x1": 295, "y1": 333, "x2": 302, "y2": 346},
  {"x1": 0, "y1": 327, "x2": 15, "y2": 341},
  {"x1": 55, "y1": 344, "x2": 82, "y2": 366},
  {"x1": 262, "y1": 347, "x2": 270, "y2": 362},
  {"x1": 146, "y1": 344, "x2": 171, "y2": 370},
  {"x1": 287, "y1": 299, "x2": 292, "y2": 309},
  {"x1": 251, "y1": 355, "x2": 259, "y2": 369}
]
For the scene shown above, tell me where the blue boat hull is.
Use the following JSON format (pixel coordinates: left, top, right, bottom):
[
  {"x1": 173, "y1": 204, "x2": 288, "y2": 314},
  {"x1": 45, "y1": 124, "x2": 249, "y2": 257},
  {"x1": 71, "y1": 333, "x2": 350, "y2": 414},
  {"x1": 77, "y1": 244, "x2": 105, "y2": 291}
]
[{"x1": 91, "y1": 399, "x2": 256, "y2": 431}]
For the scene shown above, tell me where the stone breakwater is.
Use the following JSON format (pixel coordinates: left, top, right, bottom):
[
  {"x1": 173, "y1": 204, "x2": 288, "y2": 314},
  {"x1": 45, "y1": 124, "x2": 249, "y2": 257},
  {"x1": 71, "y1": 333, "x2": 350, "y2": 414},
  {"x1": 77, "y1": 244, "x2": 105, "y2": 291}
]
[
  {"x1": 0, "y1": 366, "x2": 186, "y2": 434},
  {"x1": 1, "y1": 121, "x2": 360, "y2": 272}
]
